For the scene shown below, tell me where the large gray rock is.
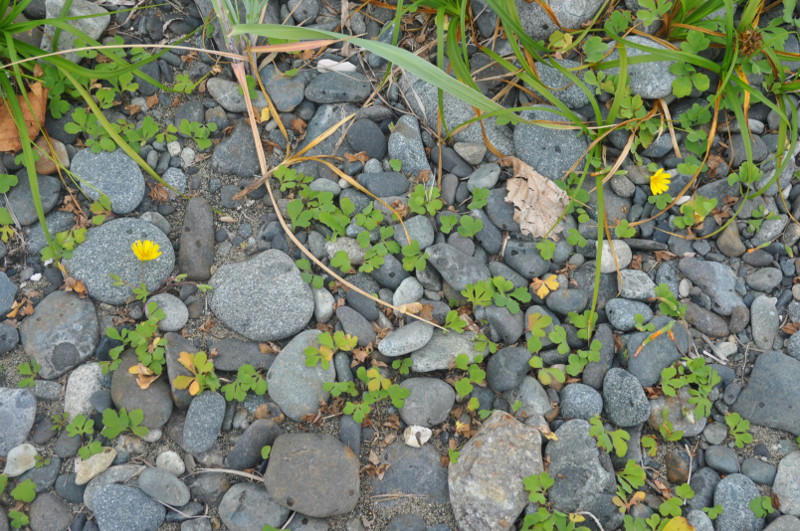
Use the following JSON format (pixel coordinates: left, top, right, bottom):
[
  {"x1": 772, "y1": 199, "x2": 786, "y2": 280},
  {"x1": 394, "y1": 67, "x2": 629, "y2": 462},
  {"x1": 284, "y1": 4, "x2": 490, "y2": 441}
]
[
  {"x1": 516, "y1": 0, "x2": 604, "y2": 41},
  {"x1": 513, "y1": 107, "x2": 589, "y2": 181},
  {"x1": 265, "y1": 433, "x2": 360, "y2": 517},
  {"x1": 733, "y1": 351, "x2": 800, "y2": 436},
  {"x1": 62, "y1": 218, "x2": 175, "y2": 305},
  {"x1": 545, "y1": 419, "x2": 618, "y2": 528},
  {"x1": 3, "y1": 170, "x2": 61, "y2": 226},
  {"x1": 91, "y1": 484, "x2": 166, "y2": 531},
  {"x1": 209, "y1": 250, "x2": 314, "y2": 341},
  {"x1": 42, "y1": 0, "x2": 110, "y2": 63},
  {"x1": 678, "y1": 258, "x2": 743, "y2": 316},
  {"x1": 398, "y1": 378, "x2": 455, "y2": 427},
  {"x1": 70, "y1": 149, "x2": 144, "y2": 214},
  {"x1": 20, "y1": 291, "x2": 98, "y2": 379},
  {"x1": 266, "y1": 330, "x2": 335, "y2": 421},
  {"x1": 399, "y1": 71, "x2": 514, "y2": 156},
  {"x1": 449, "y1": 411, "x2": 543, "y2": 531},
  {"x1": 713, "y1": 474, "x2": 764, "y2": 531}
]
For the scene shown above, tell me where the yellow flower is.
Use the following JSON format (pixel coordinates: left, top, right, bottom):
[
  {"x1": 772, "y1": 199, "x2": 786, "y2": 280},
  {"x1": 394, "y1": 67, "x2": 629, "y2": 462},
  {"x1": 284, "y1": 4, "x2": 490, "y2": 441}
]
[
  {"x1": 131, "y1": 240, "x2": 161, "y2": 261},
  {"x1": 650, "y1": 168, "x2": 671, "y2": 196}
]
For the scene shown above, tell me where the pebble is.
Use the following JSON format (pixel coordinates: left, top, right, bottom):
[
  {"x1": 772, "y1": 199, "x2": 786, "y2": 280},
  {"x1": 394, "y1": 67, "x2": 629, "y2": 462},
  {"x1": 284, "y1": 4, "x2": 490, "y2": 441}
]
[
  {"x1": 5, "y1": 170, "x2": 61, "y2": 226},
  {"x1": 371, "y1": 439, "x2": 449, "y2": 505},
  {"x1": 19, "y1": 291, "x2": 99, "y2": 379},
  {"x1": 28, "y1": 492, "x2": 73, "y2": 531},
  {"x1": 3, "y1": 443, "x2": 37, "y2": 477},
  {"x1": 504, "y1": 376, "x2": 555, "y2": 422},
  {"x1": 600, "y1": 240, "x2": 633, "y2": 273},
  {"x1": 75, "y1": 448, "x2": 117, "y2": 485},
  {"x1": 746, "y1": 267, "x2": 783, "y2": 291},
  {"x1": 684, "y1": 302, "x2": 730, "y2": 337},
  {"x1": 513, "y1": 107, "x2": 588, "y2": 182},
  {"x1": 206, "y1": 77, "x2": 267, "y2": 113},
  {"x1": 399, "y1": 378, "x2": 456, "y2": 427},
  {"x1": 703, "y1": 422, "x2": 728, "y2": 445},
  {"x1": 742, "y1": 457, "x2": 777, "y2": 486},
  {"x1": 618, "y1": 269, "x2": 656, "y2": 300},
  {"x1": 211, "y1": 121, "x2": 261, "y2": 177},
  {"x1": 560, "y1": 384, "x2": 603, "y2": 420},
  {"x1": 454, "y1": 142, "x2": 486, "y2": 165},
  {"x1": 449, "y1": 411, "x2": 543, "y2": 531},
  {"x1": 502, "y1": 238, "x2": 548, "y2": 279},
  {"x1": 626, "y1": 317, "x2": 689, "y2": 387},
  {"x1": 602, "y1": 368, "x2": 650, "y2": 427},
  {"x1": 224, "y1": 419, "x2": 282, "y2": 470},
  {"x1": 62, "y1": 217, "x2": 175, "y2": 305},
  {"x1": 209, "y1": 338, "x2": 274, "y2": 372},
  {"x1": 705, "y1": 445, "x2": 740, "y2": 475},
  {"x1": 267, "y1": 330, "x2": 336, "y2": 421},
  {"x1": 306, "y1": 71, "x2": 371, "y2": 104},
  {"x1": 111, "y1": 351, "x2": 173, "y2": 428},
  {"x1": 546, "y1": 288, "x2": 588, "y2": 316},
  {"x1": 545, "y1": 419, "x2": 618, "y2": 530},
  {"x1": 410, "y1": 330, "x2": 488, "y2": 372},
  {"x1": 335, "y1": 306, "x2": 376, "y2": 347},
  {"x1": 138, "y1": 466, "x2": 191, "y2": 506},
  {"x1": 0, "y1": 387, "x2": 36, "y2": 456},
  {"x1": 617, "y1": 35, "x2": 678, "y2": 99},
  {"x1": 92, "y1": 484, "x2": 166, "y2": 531},
  {"x1": 64, "y1": 362, "x2": 104, "y2": 420},
  {"x1": 750, "y1": 295, "x2": 779, "y2": 350},
  {"x1": 178, "y1": 197, "x2": 215, "y2": 281},
  {"x1": 265, "y1": 433, "x2": 360, "y2": 517},
  {"x1": 259, "y1": 64, "x2": 306, "y2": 112},
  {"x1": 145, "y1": 293, "x2": 189, "y2": 332},
  {"x1": 466, "y1": 164, "x2": 500, "y2": 191},
  {"x1": 209, "y1": 250, "x2": 314, "y2": 341},
  {"x1": 388, "y1": 115, "x2": 430, "y2": 173},
  {"x1": 156, "y1": 450, "x2": 185, "y2": 476},
  {"x1": 679, "y1": 257, "x2": 743, "y2": 316},
  {"x1": 393, "y1": 215, "x2": 435, "y2": 250},
  {"x1": 183, "y1": 391, "x2": 226, "y2": 453},
  {"x1": 485, "y1": 306, "x2": 525, "y2": 345},
  {"x1": 70, "y1": 149, "x2": 144, "y2": 214},
  {"x1": 357, "y1": 172, "x2": 408, "y2": 197},
  {"x1": 713, "y1": 474, "x2": 764, "y2": 531},
  {"x1": 605, "y1": 298, "x2": 653, "y2": 331},
  {"x1": 516, "y1": 0, "x2": 603, "y2": 41},
  {"x1": 218, "y1": 482, "x2": 290, "y2": 529},
  {"x1": 378, "y1": 321, "x2": 434, "y2": 357},
  {"x1": 347, "y1": 119, "x2": 387, "y2": 159}
]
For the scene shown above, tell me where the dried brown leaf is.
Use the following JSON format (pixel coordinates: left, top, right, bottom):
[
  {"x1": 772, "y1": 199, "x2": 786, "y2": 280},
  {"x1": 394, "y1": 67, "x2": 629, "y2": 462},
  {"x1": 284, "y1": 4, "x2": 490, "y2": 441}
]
[
  {"x1": 0, "y1": 79, "x2": 48, "y2": 153},
  {"x1": 500, "y1": 156, "x2": 569, "y2": 240}
]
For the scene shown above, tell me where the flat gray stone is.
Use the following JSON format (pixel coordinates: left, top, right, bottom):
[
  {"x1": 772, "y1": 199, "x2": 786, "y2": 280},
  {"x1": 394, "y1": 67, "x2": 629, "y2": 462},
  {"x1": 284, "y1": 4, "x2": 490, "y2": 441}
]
[
  {"x1": 183, "y1": 391, "x2": 225, "y2": 453},
  {"x1": 733, "y1": 351, "x2": 800, "y2": 436},
  {"x1": 20, "y1": 291, "x2": 98, "y2": 379},
  {"x1": 209, "y1": 250, "x2": 313, "y2": 341},
  {"x1": 398, "y1": 378, "x2": 455, "y2": 427},
  {"x1": 219, "y1": 483, "x2": 290, "y2": 530},
  {"x1": 266, "y1": 330, "x2": 335, "y2": 421},
  {"x1": 70, "y1": 149, "x2": 144, "y2": 214},
  {"x1": 62, "y1": 218, "x2": 175, "y2": 305},
  {"x1": 378, "y1": 321, "x2": 434, "y2": 357},
  {"x1": 265, "y1": 433, "x2": 360, "y2": 517},
  {"x1": 449, "y1": 411, "x2": 543, "y2": 531},
  {"x1": 91, "y1": 484, "x2": 166, "y2": 531}
]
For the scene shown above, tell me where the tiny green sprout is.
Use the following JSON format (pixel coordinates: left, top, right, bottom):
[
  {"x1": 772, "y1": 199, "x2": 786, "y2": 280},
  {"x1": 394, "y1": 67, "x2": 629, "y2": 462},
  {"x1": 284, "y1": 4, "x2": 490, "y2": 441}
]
[
  {"x1": 536, "y1": 239, "x2": 556, "y2": 260},
  {"x1": 101, "y1": 408, "x2": 149, "y2": 439},
  {"x1": 512, "y1": 399, "x2": 522, "y2": 412},
  {"x1": 589, "y1": 416, "x2": 630, "y2": 457},
  {"x1": 703, "y1": 505, "x2": 723, "y2": 519},
  {"x1": 445, "y1": 310, "x2": 467, "y2": 333},
  {"x1": 725, "y1": 412, "x2": 753, "y2": 448},
  {"x1": 66, "y1": 414, "x2": 95, "y2": 438},
  {"x1": 467, "y1": 397, "x2": 480, "y2": 411},
  {"x1": 634, "y1": 313, "x2": 654, "y2": 332},
  {"x1": 408, "y1": 184, "x2": 443, "y2": 216},
  {"x1": 750, "y1": 496, "x2": 775, "y2": 518},
  {"x1": 389, "y1": 159, "x2": 403, "y2": 172},
  {"x1": 261, "y1": 445, "x2": 271, "y2": 460},
  {"x1": 221, "y1": 364, "x2": 268, "y2": 402},
  {"x1": 641, "y1": 435, "x2": 658, "y2": 457},
  {"x1": 659, "y1": 407, "x2": 684, "y2": 442},
  {"x1": 330, "y1": 250, "x2": 353, "y2": 273},
  {"x1": 78, "y1": 440, "x2": 104, "y2": 460},
  {"x1": 401, "y1": 240, "x2": 428, "y2": 272},
  {"x1": 305, "y1": 331, "x2": 357, "y2": 370},
  {"x1": 523, "y1": 471, "x2": 554, "y2": 505},
  {"x1": 16, "y1": 360, "x2": 41, "y2": 388},
  {"x1": 457, "y1": 215, "x2": 483, "y2": 238},
  {"x1": 448, "y1": 448, "x2": 460, "y2": 464},
  {"x1": 468, "y1": 188, "x2": 490, "y2": 210},
  {"x1": 392, "y1": 358, "x2": 413, "y2": 375},
  {"x1": 439, "y1": 214, "x2": 459, "y2": 234}
]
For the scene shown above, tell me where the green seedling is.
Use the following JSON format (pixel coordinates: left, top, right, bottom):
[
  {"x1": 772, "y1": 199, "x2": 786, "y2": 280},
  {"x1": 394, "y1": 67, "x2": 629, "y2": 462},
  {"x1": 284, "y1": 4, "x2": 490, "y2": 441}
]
[
  {"x1": 408, "y1": 184, "x2": 443, "y2": 216},
  {"x1": 523, "y1": 471, "x2": 554, "y2": 505},
  {"x1": 725, "y1": 412, "x2": 753, "y2": 448},
  {"x1": 221, "y1": 364, "x2": 268, "y2": 402},
  {"x1": 173, "y1": 351, "x2": 221, "y2": 396},
  {"x1": 16, "y1": 360, "x2": 40, "y2": 388},
  {"x1": 305, "y1": 331, "x2": 357, "y2": 370},
  {"x1": 467, "y1": 188, "x2": 489, "y2": 210},
  {"x1": 101, "y1": 408, "x2": 149, "y2": 438},
  {"x1": 453, "y1": 353, "x2": 485, "y2": 398},
  {"x1": 392, "y1": 358, "x2": 413, "y2": 375},
  {"x1": 589, "y1": 415, "x2": 630, "y2": 457}
]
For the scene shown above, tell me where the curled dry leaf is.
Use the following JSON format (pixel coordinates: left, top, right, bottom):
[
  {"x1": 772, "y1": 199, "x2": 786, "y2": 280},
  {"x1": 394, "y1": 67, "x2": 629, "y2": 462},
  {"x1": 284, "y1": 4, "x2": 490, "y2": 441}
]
[
  {"x1": 0, "y1": 70, "x2": 48, "y2": 153},
  {"x1": 500, "y1": 156, "x2": 569, "y2": 240}
]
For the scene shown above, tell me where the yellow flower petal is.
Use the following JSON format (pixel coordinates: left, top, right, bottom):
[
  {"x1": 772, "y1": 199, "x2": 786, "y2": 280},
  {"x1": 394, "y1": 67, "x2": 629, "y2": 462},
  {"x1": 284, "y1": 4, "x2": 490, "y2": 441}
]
[
  {"x1": 131, "y1": 240, "x2": 162, "y2": 261},
  {"x1": 650, "y1": 168, "x2": 671, "y2": 196}
]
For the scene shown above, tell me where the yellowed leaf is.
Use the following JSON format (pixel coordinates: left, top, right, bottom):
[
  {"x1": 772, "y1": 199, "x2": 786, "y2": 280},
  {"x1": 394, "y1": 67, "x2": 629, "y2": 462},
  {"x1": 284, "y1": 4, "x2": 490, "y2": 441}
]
[
  {"x1": 663, "y1": 516, "x2": 695, "y2": 531},
  {"x1": 259, "y1": 107, "x2": 271, "y2": 123},
  {"x1": 0, "y1": 78, "x2": 48, "y2": 153},
  {"x1": 531, "y1": 274, "x2": 559, "y2": 299},
  {"x1": 188, "y1": 379, "x2": 200, "y2": 396},
  {"x1": 501, "y1": 156, "x2": 570, "y2": 240},
  {"x1": 396, "y1": 302, "x2": 422, "y2": 315}
]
